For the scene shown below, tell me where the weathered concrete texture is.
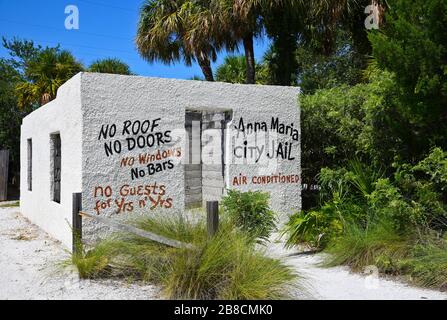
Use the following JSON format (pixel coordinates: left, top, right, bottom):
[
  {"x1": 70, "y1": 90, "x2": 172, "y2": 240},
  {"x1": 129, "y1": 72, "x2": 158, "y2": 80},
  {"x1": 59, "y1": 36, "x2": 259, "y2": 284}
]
[
  {"x1": 20, "y1": 74, "x2": 83, "y2": 248},
  {"x1": 21, "y1": 72, "x2": 300, "y2": 248}
]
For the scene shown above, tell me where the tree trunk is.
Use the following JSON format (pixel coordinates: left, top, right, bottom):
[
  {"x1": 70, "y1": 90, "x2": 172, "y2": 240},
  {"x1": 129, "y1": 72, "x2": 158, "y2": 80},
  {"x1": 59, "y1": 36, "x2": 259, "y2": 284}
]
[
  {"x1": 197, "y1": 54, "x2": 214, "y2": 82},
  {"x1": 243, "y1": 34, "x2": 256, "y2": 84},
  {"x1": 272, "y1": 32, "x2": 298, "y2": 86}
]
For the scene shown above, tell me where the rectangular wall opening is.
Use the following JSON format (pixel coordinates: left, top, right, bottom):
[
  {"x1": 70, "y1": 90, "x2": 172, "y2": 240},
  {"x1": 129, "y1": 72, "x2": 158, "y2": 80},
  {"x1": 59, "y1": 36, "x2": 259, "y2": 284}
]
[
  {"x1": 184, "y1": 110, "x2": 232, "y2": 208},
  {"x1": 184, "y1": 111, "x2": 202, "y2": 208},
  {"x1": 27, "y1": 138, "x2": 32, "y2": 191},
  {"x1": 50, "y1": 133, "x2": 61, "y2": 203}
]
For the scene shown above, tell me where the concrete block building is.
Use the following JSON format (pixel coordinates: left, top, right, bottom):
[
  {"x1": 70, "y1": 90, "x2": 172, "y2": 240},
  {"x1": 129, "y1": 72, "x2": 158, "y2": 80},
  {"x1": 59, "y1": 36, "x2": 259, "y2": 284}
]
[{"x1": 20, "y1": 72, "x2": 301, "y2": 248}]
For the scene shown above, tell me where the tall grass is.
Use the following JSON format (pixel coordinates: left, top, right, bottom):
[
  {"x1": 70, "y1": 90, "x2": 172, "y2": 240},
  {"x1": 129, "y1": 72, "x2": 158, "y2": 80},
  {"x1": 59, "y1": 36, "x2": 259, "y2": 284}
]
[
  {"x1": 325, "y1": 220, "x2": 410, "y2": 271},
  {"x1": 325, "y1": 220, "x2": 447, "y2": 290},
  {"x1": 67, "y1": 215, "x2": 297, "y2": 299},
  {"x1": 397, "y1": 242, "x2": 447, "y2": 289}
]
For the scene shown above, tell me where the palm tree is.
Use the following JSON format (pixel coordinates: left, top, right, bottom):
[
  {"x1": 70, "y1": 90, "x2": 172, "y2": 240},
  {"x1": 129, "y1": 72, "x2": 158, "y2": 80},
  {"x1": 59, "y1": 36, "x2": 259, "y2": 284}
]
[
  {"x1": 215, "y1": 55, "x2": 269, "y2": 84},
  {"x1": 213, "y1": 0, "x2": 263, "y2": 84},
  {"x1": 136, "y1": 0, "x2": 223, "y2": 81},
  {"x1": 302, "y1": 0, "x2": 362, "y2": 56},
  {"x1": 215, "y1": 55, "x2": 247, "y2": 83},
  {"x1": 15, "y1": 48, "x2": 83, "y2": 110},
  {"x1": 89, "y1": 58, "x2": 133, "y2": 75},
  {"x1": 302, "y1": 0, "x2": 388, "y2": 56}
]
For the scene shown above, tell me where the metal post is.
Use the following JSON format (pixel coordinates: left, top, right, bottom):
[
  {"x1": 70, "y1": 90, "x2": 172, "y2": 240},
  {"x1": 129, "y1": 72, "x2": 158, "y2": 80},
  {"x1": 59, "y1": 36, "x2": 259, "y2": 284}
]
[
  {"x1": 206, "y1": 201, "x2": 219, "y2": 237},
  {"x1": 72, "y1": 192, "x2": 82, "y2": 254}
]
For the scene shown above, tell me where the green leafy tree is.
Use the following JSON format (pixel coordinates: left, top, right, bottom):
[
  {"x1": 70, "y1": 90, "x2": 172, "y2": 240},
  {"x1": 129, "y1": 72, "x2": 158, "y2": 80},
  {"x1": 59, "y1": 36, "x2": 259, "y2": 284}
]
[
  {"x1": 304, "y1": 0, "x2": 383, "y2": 56},
  {"x1": 1, "y1": 38, "x2": 83, "y2": 182},
  {"x1": 369, "y1": 0, "x2": 447, "y2": 155},
  {"x1": 296, "y1": 31, "x2": 367, "y2": 94},
  {"x1": 2, "y1": 38, "x2": 42, "y2": 76},
  {"x1": 300, "y1": 68, "x2": 407, "y2": 189},
  {"x1": 88, "y1": 58, "x2": 133, "y2": 75},
  {"x1": 0, "y1": 60, "x2": 23, "y2": 179},
  {"x1": 0, "y1": 38, "x2": 43, "y2": 179},
  {"x1": 262, "y1": 0, "x2": 379, "y2": 86},
  {"x1": 15, "y1": 47, "x2": 83, "y2": 111}
]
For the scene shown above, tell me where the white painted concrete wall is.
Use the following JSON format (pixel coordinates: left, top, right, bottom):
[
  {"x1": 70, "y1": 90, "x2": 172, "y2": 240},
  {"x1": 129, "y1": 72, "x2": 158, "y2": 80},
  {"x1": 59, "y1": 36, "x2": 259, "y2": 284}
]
[
  {"x1": 20, "y1": 74, "x2": 83, "y2": 248},
  {"x1": 20, "y1": 72, "x2": 300, "y2": 247},
  {"x1": 80, "y1": 73, "x2": 300, "y2": 240}
]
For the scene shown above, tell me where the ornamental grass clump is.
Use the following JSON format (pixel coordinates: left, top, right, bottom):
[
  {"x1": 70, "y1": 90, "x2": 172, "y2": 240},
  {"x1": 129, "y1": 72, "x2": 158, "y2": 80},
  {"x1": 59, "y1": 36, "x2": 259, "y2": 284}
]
[{"x1": 67, "y1": 214, "x2": 297, "y2": 299}]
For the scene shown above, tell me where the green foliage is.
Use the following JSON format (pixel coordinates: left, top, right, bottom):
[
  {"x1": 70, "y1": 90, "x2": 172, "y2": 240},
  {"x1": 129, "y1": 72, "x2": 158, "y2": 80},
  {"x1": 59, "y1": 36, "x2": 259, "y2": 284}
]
[
  {"x1": 397, "y1": 243, "x2": 447, "y2": 289},
  {"x1": 369, "y1": 0, "x2": 447, "y2": 154},
  {"x1": 326, "y1": 221, "x2": 447, "y2": 290},
  {"x1": 15, "y1": 46, "x2": 83, "y2": 110},
  {"x1": 88, "y1": 58, "x2": 133, "y2": 75},
  {"x1": 1, "y1": 37, "x2": 43, "y2": 75},
  {"x1": 0, "y1": 38, "x2": 45, "y2": 176},
  {"x1": 0, "y1": 201, "x2": 19, "y2": 208},
  {"x1": 68, "y1": 242, "x2": 111, "y2": 279},
  {"x1": 163, "y1": 222, "x2": 294, "y2": 299},
  {"x1": 282, "y1": 0, "x2": 447, "y2": 290},
  {"x1": 347, "y1": 159, "x2": 384, "y2": 198},
  {"x1": 215, "y1": 55, "x2": 269, "y2": 84},
  {"x1": 67, "y1": 215, "x2": 296, "y2": 299},
  {"x1": 136, "y1": 0, "x2": 223, "y2": 81},
  {"x1": 283, "y1": 210, "x2": 343, "y2": 249},
  {"x1": 285, "y1": 147, "x2": 447, "y2": 288},
  {"x1": 286, "y1": 148, "x2": 447, "y2": 251},
  {"x1": 221, "y1": 190, "x2": 276, "y2": 242},
  {"x1": 411, "y1": 148, "x2": 447, "y2": 192},
  {"x1": 325, "y1": 220, "x2": 411, "y2": 271},
  {"x1": 0, "y1": 60, "x2": 23, "y2": 175},
  {"x1": 296, "y1": 31, "x2": 367, "y2": 94},
  {"x1": 262, "y1": 34, "x2": 299, "y2": 86},
  {"x1": 301, "y1": 68, "x2": 420, "y2": 189}
]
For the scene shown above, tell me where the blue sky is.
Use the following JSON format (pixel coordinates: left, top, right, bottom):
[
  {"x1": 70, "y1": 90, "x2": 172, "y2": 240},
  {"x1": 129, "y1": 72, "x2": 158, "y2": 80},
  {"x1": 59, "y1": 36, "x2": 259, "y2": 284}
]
[{"x1": 0, "y1": 0, "x2": 270, "y2": 79}]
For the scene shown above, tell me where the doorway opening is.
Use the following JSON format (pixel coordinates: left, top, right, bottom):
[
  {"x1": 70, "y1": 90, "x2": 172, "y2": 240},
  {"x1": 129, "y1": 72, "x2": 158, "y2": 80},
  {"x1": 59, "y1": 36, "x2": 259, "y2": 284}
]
[{"x1": 184, "y1": 110, "x2": 232, "y2": 208}]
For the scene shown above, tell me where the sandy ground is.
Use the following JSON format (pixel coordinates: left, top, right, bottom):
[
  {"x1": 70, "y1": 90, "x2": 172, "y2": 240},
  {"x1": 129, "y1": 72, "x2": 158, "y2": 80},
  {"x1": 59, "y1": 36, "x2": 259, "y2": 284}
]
[
  {"x1": 1, "y1": 204, "x2": 446, "y2": 300},
  {"x1": 0, "y1": 204, "x2": 161, "y2": 300},
  {"x1": 267, "y1": 236, "x2": 447, "y2": 300}
]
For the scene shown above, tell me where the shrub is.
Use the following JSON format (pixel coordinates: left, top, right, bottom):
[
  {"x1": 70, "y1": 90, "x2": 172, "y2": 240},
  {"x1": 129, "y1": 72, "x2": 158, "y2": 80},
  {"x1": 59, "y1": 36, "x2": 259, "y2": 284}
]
[
  {"x1": 221, "y1": 190, "x2": 276, "y2": 242},
  {"x1": 67, "y1": 215, "x2": 297, "y2": 299},
  {"x1": 289, "y1": 148, "x2": 447, "y2": 289},
  {"x1": 300, "y1": 69, "x2": 403, "y2": 194},
  {"x1": 412, "y1": 147, "x2": 447, "y2": 191},
  {"x1": 286, "y1": 148, "x2": 447, "y2": 251},
  {"x1": 283, "y1": 210, "x2": 343, "y2": 249}
]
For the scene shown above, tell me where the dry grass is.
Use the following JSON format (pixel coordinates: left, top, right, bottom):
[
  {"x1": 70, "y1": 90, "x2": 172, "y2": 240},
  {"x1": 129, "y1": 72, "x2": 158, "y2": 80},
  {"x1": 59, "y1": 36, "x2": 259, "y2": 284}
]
[{"x1": 66, "y1": 215, "x2": 299, "y2": 299}]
